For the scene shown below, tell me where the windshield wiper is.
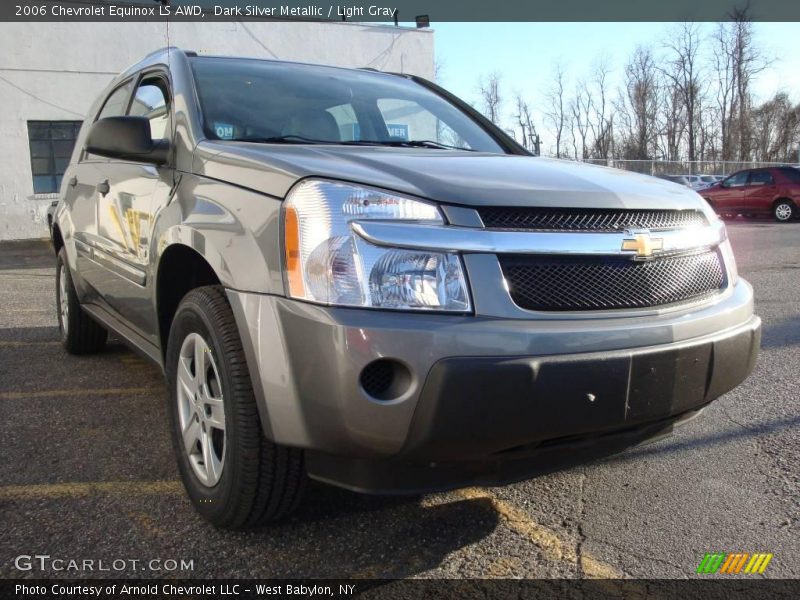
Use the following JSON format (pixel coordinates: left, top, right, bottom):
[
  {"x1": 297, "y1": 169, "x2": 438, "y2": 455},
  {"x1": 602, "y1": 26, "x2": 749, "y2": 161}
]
[
  {"x1": 401, "y1": 139, "x2": 476, "y2": 151},
  {"x1": 227, "y1": 135, "x2": 330, "y2": 144},
  {"x1": 228, "y1": 135, "x2": 476, "y2": 151},
  {"x1": 342, "y1": 139, "x2": 476, "y2": 151}
]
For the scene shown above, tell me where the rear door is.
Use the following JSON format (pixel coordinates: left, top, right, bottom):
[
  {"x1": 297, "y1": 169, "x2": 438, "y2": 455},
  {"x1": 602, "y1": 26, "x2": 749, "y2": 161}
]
[
  {"x1": 91, "y1": 72, "x2": 174, "y2": 339},
  {"x1": 742, "y1": 169, "x2": 776, "y2": 214}
]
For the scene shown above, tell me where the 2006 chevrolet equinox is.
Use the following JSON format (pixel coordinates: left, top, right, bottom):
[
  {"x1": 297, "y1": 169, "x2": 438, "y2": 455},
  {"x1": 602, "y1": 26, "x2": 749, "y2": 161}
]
[{"x1": 52, "y1": 48, "x2": 761, "y2": 528}]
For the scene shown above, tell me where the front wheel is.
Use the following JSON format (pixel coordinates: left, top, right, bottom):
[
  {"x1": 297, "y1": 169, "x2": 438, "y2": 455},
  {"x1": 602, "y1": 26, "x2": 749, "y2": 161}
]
[
  {"x1": 165, "y1": 285, "x2": 306, "y2": 529},
  {"x1": 773, "y1": 200, "x2": 794, "y2": 222}
]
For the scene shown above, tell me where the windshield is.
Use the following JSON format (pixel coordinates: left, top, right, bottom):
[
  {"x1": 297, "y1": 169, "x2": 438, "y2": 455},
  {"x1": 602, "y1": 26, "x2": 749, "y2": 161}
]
[{"x1": 189, "y1": 57, "x2": 504, "y2": 153}]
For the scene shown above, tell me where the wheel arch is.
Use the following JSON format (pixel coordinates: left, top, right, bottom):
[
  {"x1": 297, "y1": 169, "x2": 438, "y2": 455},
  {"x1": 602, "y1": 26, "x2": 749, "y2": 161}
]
[
  {"x1": 52, "y1": 223, "x2": 65, "y2": 255},
  {"x1": 772, "y1": 196, "x2": 796, "y2": 209},
  {"x1": 155, "y1": 242, "x2": 278, "y2": 449},
  {"x1": 155, "y1": 241, "x2": 222, "y2": 360}
]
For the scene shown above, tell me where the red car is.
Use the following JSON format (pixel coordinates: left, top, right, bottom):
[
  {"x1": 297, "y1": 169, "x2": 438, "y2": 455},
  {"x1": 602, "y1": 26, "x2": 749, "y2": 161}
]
[{"x1": 702, "y1": 167, "x2": 800, "y2": 222}]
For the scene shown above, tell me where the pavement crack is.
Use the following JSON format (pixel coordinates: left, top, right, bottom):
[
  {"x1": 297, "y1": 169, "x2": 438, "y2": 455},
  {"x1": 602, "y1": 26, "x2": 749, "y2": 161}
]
[{"x1": 574, "y1": 470, "x2": 589, "y2": 577}]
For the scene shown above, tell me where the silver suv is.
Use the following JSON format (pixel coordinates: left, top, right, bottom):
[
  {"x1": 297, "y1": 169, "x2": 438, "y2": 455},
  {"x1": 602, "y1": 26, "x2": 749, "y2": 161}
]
[{"x1": 52, "y1": 49, "x2": 761, "y2": 528}]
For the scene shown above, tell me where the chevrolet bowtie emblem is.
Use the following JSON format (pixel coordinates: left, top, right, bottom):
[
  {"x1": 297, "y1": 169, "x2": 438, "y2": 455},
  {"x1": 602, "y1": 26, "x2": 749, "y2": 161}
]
[{"x1": 621, "y1": 233, "x2": 664, "y2": 258}]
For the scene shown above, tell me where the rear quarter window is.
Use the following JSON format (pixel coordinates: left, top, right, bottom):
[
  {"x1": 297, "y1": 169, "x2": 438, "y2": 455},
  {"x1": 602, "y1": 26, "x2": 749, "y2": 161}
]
[{"x1": 779, "y1": 168, "x2": 800, "y2": 184}]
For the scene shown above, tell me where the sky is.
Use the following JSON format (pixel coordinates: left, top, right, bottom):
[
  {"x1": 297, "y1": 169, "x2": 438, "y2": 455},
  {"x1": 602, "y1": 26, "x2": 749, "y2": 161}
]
[{"x1": 429, "y1": 22, "x2": 800, "y2": 147}]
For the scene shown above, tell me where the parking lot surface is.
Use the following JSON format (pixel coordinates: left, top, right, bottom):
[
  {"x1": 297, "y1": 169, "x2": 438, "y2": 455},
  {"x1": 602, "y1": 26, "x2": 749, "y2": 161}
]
[{"x1": 1, "y1": 222, "x2": 798, "y2": 579}]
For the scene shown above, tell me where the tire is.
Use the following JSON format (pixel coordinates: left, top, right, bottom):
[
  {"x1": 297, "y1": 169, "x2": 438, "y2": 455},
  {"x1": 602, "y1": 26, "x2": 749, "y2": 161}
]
[
  {"x1": 165, "y1": 285, "x2": 306, "y2": 528},
  {"x1": 773, "y1": 200, "x2": 794, "y2": 222},
  {"x1": 56, "y1": 248, "x2": 107, "y2": 354}
]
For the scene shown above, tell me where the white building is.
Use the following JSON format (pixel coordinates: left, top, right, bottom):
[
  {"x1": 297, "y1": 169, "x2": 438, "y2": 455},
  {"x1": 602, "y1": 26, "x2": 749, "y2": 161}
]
[{"x1": 0, "y1": 21, "x2": 435, "y2": 240}]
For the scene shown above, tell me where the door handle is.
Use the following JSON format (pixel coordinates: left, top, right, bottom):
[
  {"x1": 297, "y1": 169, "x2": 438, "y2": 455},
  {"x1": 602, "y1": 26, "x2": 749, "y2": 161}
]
[
  {"x1": 97, "y1": 180, "x2": 110, "y2": 196},
  {"x1": 68, "y1": 176, "x2": 78, "y2": 188}
]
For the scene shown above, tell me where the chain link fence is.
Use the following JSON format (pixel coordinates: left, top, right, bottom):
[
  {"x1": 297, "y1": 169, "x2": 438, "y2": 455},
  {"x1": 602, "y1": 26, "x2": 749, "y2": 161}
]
[{"x1": 579, "y1": 159, "x2": 800, "y2": 177}]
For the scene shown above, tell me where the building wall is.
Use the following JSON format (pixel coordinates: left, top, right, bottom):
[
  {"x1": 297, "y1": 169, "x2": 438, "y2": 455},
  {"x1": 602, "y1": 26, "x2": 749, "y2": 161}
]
[{"x1": 0, "y1": 21, "x2": 434, "y2": 240}]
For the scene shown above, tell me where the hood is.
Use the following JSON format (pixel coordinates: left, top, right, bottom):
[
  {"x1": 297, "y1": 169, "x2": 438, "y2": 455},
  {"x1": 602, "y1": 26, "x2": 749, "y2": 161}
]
[{"x1": 193, "y1": 142, "x2": 706, "y2": 210}]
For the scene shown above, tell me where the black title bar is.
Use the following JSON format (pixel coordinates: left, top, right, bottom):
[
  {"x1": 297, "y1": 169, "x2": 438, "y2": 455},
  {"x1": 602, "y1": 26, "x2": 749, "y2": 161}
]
[
  {"x1": 3, "y1": 0, "x2": 800, "y2": 22},
  {"x1": 3, "y1": 579, "x2": 800, "y2": 599}
]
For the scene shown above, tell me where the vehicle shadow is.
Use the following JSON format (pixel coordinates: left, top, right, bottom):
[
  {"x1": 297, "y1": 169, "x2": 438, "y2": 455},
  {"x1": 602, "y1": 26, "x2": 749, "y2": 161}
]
[
  {"x1": 761, "y1": 315, "x2": 800, "y2": 349},
  {"x1": 213, "y1": 482, "x2": 500, "y2": 578}
]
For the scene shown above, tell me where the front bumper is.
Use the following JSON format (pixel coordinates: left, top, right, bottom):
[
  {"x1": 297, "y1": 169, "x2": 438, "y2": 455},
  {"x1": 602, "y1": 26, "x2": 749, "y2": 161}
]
[{"x1": 228, "y1": 281, "x2": 760, "y2": 494}]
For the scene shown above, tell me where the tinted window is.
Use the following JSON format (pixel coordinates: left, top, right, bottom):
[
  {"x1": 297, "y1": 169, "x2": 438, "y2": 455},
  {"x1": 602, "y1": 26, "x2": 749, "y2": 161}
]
[
  {"x1": 27, "y1": 121, "x2": 82, "y2": 194},
  {"x1": 748, "y1": 171, "x2": 774, "y2": 185},
  {"x1": 724, "y1": 171, "x2": 749, "y2": 187},
  {"x1": 190, "y1": 57, "x2": 503, "y2": 153},
  {"x1": 129, "y1": 79, "x2": 170, "y2": 139},
  {"x1": 779, "y1": 168, "x2": 800, "y2": 184},
  {"x1": 97, "y1": 81, "x2": 133, "y2": 120}
]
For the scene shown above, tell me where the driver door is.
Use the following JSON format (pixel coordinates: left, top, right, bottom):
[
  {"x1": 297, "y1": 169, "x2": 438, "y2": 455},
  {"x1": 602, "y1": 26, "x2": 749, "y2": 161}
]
[
  {"x1": 92, "y1": 73, "x2": 174, "y2": 339},
  {"x1": 715, "y1": 171, "x2": 749, "y2": 213}
]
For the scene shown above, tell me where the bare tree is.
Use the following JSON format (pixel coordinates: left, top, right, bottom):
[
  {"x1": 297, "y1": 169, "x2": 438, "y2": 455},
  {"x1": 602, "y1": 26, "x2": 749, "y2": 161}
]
[
  {"x1": 660, "y1": 22, "x2": 705, "y2": 162},
  {"x1": 478, "y1": 72, "x2": 503, "y2": 125},
  {"x1": 711, "y1": 22, "x2": 738, "y2": 160},
  {"x1": 545, "y1": 63, "x2": 568, "y2": 158},
  {"x1": 531, "y1": 17, "x2": 778, "y2": 165},
  {"x1": 588, "y1": 59, "x2": 614, "y2": 159},
  {"x1": 514, "y1": 93, "x2": 539, "y2": 153},
  {"x1": 751, "y1": 92, "x2": 800, "y2": 162},
  {"x1": 657, "y1": 82, "x2": 686, "y2": 161},
  {"x1": 570, "y1": 80, "x2": 592, "y2": 159},
  {"x1": 730, "y1": 6, "x2": 771, "y2": 160},
  {"x1": 618, "y1": 46, "x2": 659, "y2": 159}
]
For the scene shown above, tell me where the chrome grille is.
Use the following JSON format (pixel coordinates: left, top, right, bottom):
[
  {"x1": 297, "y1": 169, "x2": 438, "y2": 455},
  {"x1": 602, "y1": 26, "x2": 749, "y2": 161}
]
[
  {"x1": 479, "y1": 207, "x2": 707, "y2": 232},
  {"x1": 500, "y1": 250, "x2": 725, "y2": 311}
]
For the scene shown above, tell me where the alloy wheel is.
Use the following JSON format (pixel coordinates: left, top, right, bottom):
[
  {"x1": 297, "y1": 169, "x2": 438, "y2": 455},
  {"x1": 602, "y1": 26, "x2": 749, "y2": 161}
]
[
  {"x1": 775, "y1": 203, "x2": 792, "y2": 221},
  {"x1": 58, "y1": 264, "x2": 69, "y2": 337},
  {"x1": 176, "y1": 332, "x2": 226, "y2": 487}
]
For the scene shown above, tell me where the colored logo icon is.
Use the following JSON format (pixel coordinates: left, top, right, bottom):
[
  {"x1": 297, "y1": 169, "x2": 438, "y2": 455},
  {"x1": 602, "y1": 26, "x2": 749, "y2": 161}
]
[{"x1": 697, "y1": 553, "x2": 773, "y2": 574}]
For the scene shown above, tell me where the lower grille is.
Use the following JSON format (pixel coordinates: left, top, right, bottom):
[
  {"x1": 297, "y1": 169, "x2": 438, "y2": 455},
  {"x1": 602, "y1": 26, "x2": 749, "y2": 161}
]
[{"x1": 500, "y1": 250, "x2": 725, "y2": 311}]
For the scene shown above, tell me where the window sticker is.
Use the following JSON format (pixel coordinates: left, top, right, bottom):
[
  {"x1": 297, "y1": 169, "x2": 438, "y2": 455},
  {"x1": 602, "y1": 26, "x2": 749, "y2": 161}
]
[{"x1": 214, "y1": 123, "x2": 235, "y2": 139}]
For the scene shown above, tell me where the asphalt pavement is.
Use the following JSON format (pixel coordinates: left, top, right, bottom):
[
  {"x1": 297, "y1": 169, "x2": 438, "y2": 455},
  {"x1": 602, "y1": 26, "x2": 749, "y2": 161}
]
[{"x1": 1, "y1": 221, "x2": 798, "y2": 579}]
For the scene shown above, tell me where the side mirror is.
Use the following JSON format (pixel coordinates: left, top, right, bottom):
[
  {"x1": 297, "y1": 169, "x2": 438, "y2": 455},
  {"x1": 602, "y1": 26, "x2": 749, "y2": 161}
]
[{"x1": 85, "y1": 116, "x2": 169, "y2": 165}]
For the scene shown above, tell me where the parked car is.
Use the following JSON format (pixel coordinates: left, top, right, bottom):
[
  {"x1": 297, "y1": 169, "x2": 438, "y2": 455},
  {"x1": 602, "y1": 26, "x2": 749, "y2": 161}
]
[
  {"x1": 696, "y1": 175, "x2": 719, "y2": 189},
  {"x1": 657, "y1": 174, "x2": 692, "y2": 187},
  {"x1": 52, "y1": 48, "x2": 760, "y2": 528},
  {"x1": 702, "y1": 167, "x2": 800, "y2": 222},
  {"x1": 684, "y1": 175, "x2": 703, "y2": 189}
]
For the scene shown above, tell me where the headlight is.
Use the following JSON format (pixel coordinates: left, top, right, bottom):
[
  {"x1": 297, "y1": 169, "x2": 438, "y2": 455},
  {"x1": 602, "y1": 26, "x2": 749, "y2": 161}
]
[
  {"x1": 283, "y1": 179, "x2": 471, "y2": 312},
  {"x1": 719, "y1": 238, "x2": 739, "y2": 287}
]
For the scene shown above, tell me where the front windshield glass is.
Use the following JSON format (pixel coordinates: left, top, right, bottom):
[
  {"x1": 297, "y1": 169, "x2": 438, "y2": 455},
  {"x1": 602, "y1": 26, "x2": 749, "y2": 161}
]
[{"x1": 189, "y1": 57, "x2": 504, "y2": 153}]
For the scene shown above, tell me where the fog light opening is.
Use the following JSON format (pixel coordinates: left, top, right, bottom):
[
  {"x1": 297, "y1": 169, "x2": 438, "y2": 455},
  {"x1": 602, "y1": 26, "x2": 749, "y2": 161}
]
[{"x1": 359, "y1": 359, "x2": 412, "y2": 401}]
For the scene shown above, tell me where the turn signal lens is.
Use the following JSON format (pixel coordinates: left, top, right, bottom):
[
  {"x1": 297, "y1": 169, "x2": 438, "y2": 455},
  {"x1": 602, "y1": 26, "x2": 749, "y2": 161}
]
[{"x1": 284, "y1": 204, "x2": 305, "y2": 298}]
